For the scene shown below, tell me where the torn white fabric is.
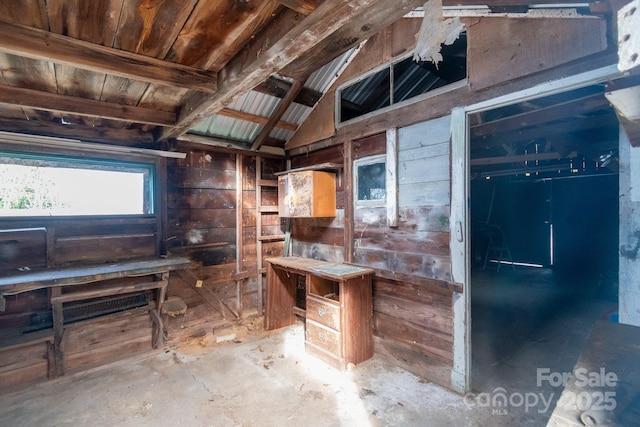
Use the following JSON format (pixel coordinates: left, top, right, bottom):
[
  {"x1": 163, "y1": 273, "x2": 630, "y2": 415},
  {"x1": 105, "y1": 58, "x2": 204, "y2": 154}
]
[{"x1": 413, "y1": 0, "x2": 465, "y2": 65}]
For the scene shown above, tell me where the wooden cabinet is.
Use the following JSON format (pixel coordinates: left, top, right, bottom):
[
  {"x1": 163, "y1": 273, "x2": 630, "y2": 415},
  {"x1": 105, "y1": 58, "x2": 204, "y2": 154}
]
[
  {"x1": 265, "y1": 256, "x2": 373, "y2": 370},
  {"x1": 278, "y1": 171, "x2": 336, "y2": 217}
]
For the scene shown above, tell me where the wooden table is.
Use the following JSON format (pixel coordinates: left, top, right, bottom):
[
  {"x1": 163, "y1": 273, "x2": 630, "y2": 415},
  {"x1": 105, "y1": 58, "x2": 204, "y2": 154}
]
[
  {"x1": 0, "y1": 256, "x2": 191, "y2": 377},
  {"x1": 265, "y1": 256, "x2": 374, "y2": 369}
]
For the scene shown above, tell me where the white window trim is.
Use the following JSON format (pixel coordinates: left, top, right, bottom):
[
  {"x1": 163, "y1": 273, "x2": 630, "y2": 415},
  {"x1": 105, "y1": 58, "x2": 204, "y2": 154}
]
[{"x1": 353, "y1": 154, "x2": 387, "y2": 209}]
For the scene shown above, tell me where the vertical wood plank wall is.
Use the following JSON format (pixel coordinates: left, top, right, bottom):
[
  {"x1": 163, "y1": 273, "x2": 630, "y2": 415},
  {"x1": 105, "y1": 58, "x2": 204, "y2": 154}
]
[
  {"x1": 166, "y1": 148, "x2": 285, "y2": 334},
  {"x1": 289, "y1": 116, "x2": 457, "y2": 389}
]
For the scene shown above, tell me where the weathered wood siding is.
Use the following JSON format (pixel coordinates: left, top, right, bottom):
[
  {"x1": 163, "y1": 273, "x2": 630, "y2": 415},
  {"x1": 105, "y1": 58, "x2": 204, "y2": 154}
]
[
  {"x1": 289, "y1": 116, "x2": 456, "y2": 389},
  {"x1": 166, "y1": 148, "x2": 284, "y2": 322},
  {"x1": 353, "y1": 116, "x2": 452, "y2": 280},
  {"x1": 290, "y1": 145, "x2": 345, "y2": 263}
]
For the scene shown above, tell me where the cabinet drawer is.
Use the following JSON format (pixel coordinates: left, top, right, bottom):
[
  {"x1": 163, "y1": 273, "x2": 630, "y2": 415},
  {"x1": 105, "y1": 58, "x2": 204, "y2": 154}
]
[
  {"x1": 306, "y1": 296, "x2": 340, "y2": 331},
  {"x1": 306, "y1": 320, "x2": 341, "y2": 357}
]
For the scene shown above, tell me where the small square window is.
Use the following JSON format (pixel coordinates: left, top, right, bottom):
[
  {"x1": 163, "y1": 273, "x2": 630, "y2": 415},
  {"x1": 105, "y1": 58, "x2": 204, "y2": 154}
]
[{"x1": 354, "y1": 155, "x2": 386, "y2": 208}]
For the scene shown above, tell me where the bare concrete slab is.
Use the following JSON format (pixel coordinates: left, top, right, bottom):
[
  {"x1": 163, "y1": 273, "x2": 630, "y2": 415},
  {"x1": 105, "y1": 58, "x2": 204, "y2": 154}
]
[{"x1": 0, "y1": 322, "x2": 529, "y2": 426}]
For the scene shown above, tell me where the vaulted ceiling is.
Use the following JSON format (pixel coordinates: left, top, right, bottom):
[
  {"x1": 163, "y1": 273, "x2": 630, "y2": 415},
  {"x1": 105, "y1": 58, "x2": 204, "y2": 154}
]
[{"x1": 0, "y1": 0, "x2": 625, "y2": 156}]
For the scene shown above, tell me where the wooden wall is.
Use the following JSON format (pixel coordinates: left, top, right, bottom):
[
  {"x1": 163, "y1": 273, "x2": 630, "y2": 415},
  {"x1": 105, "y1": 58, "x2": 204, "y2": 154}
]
[
  {"x1": 166, "y1": 147, "x2": 285, "y2": 326},
  {"x1": 288, "y1": 116, "x2": 459, "y2": 389},
  {"x1": 0, "y1": 149, "x2": 164, "y2": 391},
  {"x1": 0, "y1": 144, "x2": 286, "y2": 392}
]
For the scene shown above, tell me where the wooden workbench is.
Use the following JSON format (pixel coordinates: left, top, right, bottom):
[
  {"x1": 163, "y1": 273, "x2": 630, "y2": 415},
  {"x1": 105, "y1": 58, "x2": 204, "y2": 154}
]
[
  {"x1": 0, "y1": 256, "x2": 191, "y2": 378},
  {"x1": 265, "y1": 256, "x2": 374, "y2": 369}
]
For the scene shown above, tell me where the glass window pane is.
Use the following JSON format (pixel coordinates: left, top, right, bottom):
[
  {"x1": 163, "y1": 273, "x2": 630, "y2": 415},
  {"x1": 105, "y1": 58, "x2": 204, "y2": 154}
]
[{"x1": 0, "y1": 157, "x2": 151, "y2": 217}]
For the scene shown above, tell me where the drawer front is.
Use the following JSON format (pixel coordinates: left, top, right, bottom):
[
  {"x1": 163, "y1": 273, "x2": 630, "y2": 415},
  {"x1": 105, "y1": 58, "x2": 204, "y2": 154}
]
[
  {"x1": 306, "y1": 296, "x2": 340, "y2": 331},
  {"x1": 306, "y1": 320, "x2": 342, "y2": 357}
]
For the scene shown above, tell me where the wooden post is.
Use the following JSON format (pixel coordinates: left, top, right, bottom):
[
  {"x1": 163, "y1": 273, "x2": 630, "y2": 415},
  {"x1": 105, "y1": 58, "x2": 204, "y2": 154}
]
[
  {"x1": 51, "y1": 286, "x2": 64, "y2": 377},
  {"x1": 236, "y1": 154, "x2": 245, "y2": 318},
  {"x1": 386, "y1": 128, "x2": 398, "y2": 227},
  {"x1": 344, "y1": 138, "x2": 354, "y2": 263}
]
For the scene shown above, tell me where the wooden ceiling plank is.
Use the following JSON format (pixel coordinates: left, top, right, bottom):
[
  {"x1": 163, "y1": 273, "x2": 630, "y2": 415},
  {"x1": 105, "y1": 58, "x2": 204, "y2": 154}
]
[
  {"x1": 166, "y1": 0, "x2": 280, "y2": 70},
  {"x1": 218, "y1": 108, "x2": 298, "y2": 131},
  {"x1": 277, "y1": 0, "x2": 319, "y2": 15},
  {"x1": 113, "y1": 0, "x2": 198, "y2": 59},
  {"x1": 0, "y1": 20, "x2": 218, "y2": 93},
  {"x1": 0, "y1": 85, "x2": 176, "y2": 126},
  {"x1": 163, "y1": 0, "x2": 424, "y2": 141},
  {"x1": 46, "y1": 0, "x2": 124, "y2": 47},
  {"x1": 0, "y1": 1, "x2": 49, "y2": 29},
  {"x1": 251, "y1": 79, "x2": 303, "y2": 150},
  {"x1": 471, "y1": 92, "x2": 611, "y2": 138},
  {"x1": 200, "y1": 0, "x2": 283, "y2": 71}
]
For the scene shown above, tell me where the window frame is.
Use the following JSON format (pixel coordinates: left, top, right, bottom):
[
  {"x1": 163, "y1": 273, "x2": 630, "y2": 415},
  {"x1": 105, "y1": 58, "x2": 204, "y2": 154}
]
[
  {"x1": 0, "y1": 150, "x2": 157, "y2": 219},
  {"x1": 353, "y1": 154, "x2": 387, "y2": 209},
  {"x1": 336, "y1": 40, "x2": 468, "y2": 128}
]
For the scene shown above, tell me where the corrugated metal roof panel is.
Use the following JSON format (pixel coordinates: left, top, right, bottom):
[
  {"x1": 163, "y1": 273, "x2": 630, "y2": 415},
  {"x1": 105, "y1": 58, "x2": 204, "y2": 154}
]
[
  {"x1": 270, "y1": 128, "x2": 294, "y2": 141},
  {"x1": 306, "y1": 49, "x2": 356, "y2": 93}
]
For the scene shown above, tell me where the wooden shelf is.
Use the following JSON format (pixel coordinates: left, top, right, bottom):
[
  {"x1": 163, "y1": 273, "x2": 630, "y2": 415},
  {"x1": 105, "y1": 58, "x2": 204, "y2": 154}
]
[
  {"x1": 274, "y1": 162, "x2": 342, "y2": 176},
  {"x1": 258, "y1": 179, "x2": 278, "y2": 187},
  {"x1": 258, "y1": 205, "x2": 279, "y2": 213},
  {"x1": 257, "y1": 234, "x2": 285, "y2": 241}
]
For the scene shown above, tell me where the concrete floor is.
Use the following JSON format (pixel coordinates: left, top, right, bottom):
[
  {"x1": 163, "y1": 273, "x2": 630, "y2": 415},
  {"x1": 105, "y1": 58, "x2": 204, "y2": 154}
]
[
  {"x1": 1, "y1": 323, "x2": 497, "y2": 427},
  {"x1": 471, "y1": 267, "x2": 618, "y2": 426},
  {"x1": 0, "y1": 267, "x2": 618, "y2": 427}
]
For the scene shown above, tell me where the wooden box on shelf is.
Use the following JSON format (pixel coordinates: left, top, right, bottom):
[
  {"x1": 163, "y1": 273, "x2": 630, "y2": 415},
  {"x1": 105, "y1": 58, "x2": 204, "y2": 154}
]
[{"x1": 278, "y1": 171, "x2": 336, "y2": 218}]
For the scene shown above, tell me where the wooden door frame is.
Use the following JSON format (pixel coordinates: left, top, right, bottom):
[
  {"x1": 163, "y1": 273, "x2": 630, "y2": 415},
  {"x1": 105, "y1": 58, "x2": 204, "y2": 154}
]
[{"x1": 449, "y1": 64, "x2": 623, "y2": 393}]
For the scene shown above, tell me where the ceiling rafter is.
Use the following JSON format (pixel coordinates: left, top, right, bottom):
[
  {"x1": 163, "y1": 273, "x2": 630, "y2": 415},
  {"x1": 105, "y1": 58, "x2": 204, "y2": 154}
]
[
  {"x1": 254, "y1": 76, "x2": 322, "y2": 107},
  {"x1": 251, "y1": 79, "x2": 303, "y2": 150},
  {"x1": 0, "y1": 85, "x2": 176, "y2": 126},
  {"x1": 217, "y1": 108, "x2": 298, "y2": 131},
  {"x1": 0, "y1": 20, "x2": 218, "y2": 93},
  {"x1": 161, "y1": 0, "x2": 426, "y2": 141},
  {"x1": 471, "y1": 92, "x2": 611, "y2": 138}
]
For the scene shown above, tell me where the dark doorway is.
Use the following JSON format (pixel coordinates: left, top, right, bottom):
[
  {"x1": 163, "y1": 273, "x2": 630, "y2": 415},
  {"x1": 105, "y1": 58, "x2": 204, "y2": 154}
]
[{"x1": 469, "y1": 84, "x2": 620, "y2": 422}]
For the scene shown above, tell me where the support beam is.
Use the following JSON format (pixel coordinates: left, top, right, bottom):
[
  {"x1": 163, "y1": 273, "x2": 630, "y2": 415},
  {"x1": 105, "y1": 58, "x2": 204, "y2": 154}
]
[
  {"x1": 161, "y1": 0, "x2": 425, "y2": 141},
  {"x1": 218, "y1": 108, "x2": 298, "y2": 131},
  {"x1": 471, "y1": 92, "x2": 611, "y2": 138},
  {"x1": 254, "y1": 76, "x2": 322, "y2": 107},
  {"x1": 0, "y1": 117, "x2": 155, "y2": 145},
  {"x1": 0, "y1": 20, "x2": 217, "y2": 93},
  {"x1": 277, "y1": 0, "x2": 320, "y2": 16},
  {"x1": 0, "y1": 85, "x2": 176, "y2": 126},
  {"x1": 471, "y1": 151, "x2": 577, "y2": 166},
  {"x1": 251, "y1": 80, "x2": 303, "y2": 150}
]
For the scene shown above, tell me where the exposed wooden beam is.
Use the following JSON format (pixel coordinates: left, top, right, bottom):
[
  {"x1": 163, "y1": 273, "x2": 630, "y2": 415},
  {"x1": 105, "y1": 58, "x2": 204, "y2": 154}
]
[
  {"x1": 0, "y1": 20, "x2": 218, "y2": 93},
  {"x1": 471, "y1": 151, "x2": 577, "y2": 166},
  {"x1": 0, "y1": 85, "x2": 176, "y2": 126},
  {"x1": 471, "y1": 92, "x2": 611, "y2": 138},
  {"x1": 473, "y1": 114, "x2": 618, "y2": 150},
  {"x1": 254, "y1": 76, "x2": 322, "y2": 107},
  {"x1": 252, "y1": 80, "x2": 303, "y2": 150},
  {"x1": 217, "y1": 108, "x2": 298, "y2": 131},
  {"x1": 161, "y1": 0, "x2": 425, "y2": 141},
  {"x1": 0, "y1": 117, "x2": 156, "y2": 145},
  {"x1": 443, "y1": 0, "x2": 599, "y2": 5},
  {"x1": 277, "y1": 0, "x2": 320, "y2": 15},
  {"x1": 280, "y1": 0, "x2": 420, "y2": 80}
]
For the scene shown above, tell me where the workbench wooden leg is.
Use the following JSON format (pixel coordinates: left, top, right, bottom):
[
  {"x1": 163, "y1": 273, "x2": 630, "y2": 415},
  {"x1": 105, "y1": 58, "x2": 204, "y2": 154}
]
[
  {"x1": 51, "y1": 287, "x2": 64, "y2": 377},
  {"x1": 151, "y1": 272, "x2": 168, "y2": 349}
]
